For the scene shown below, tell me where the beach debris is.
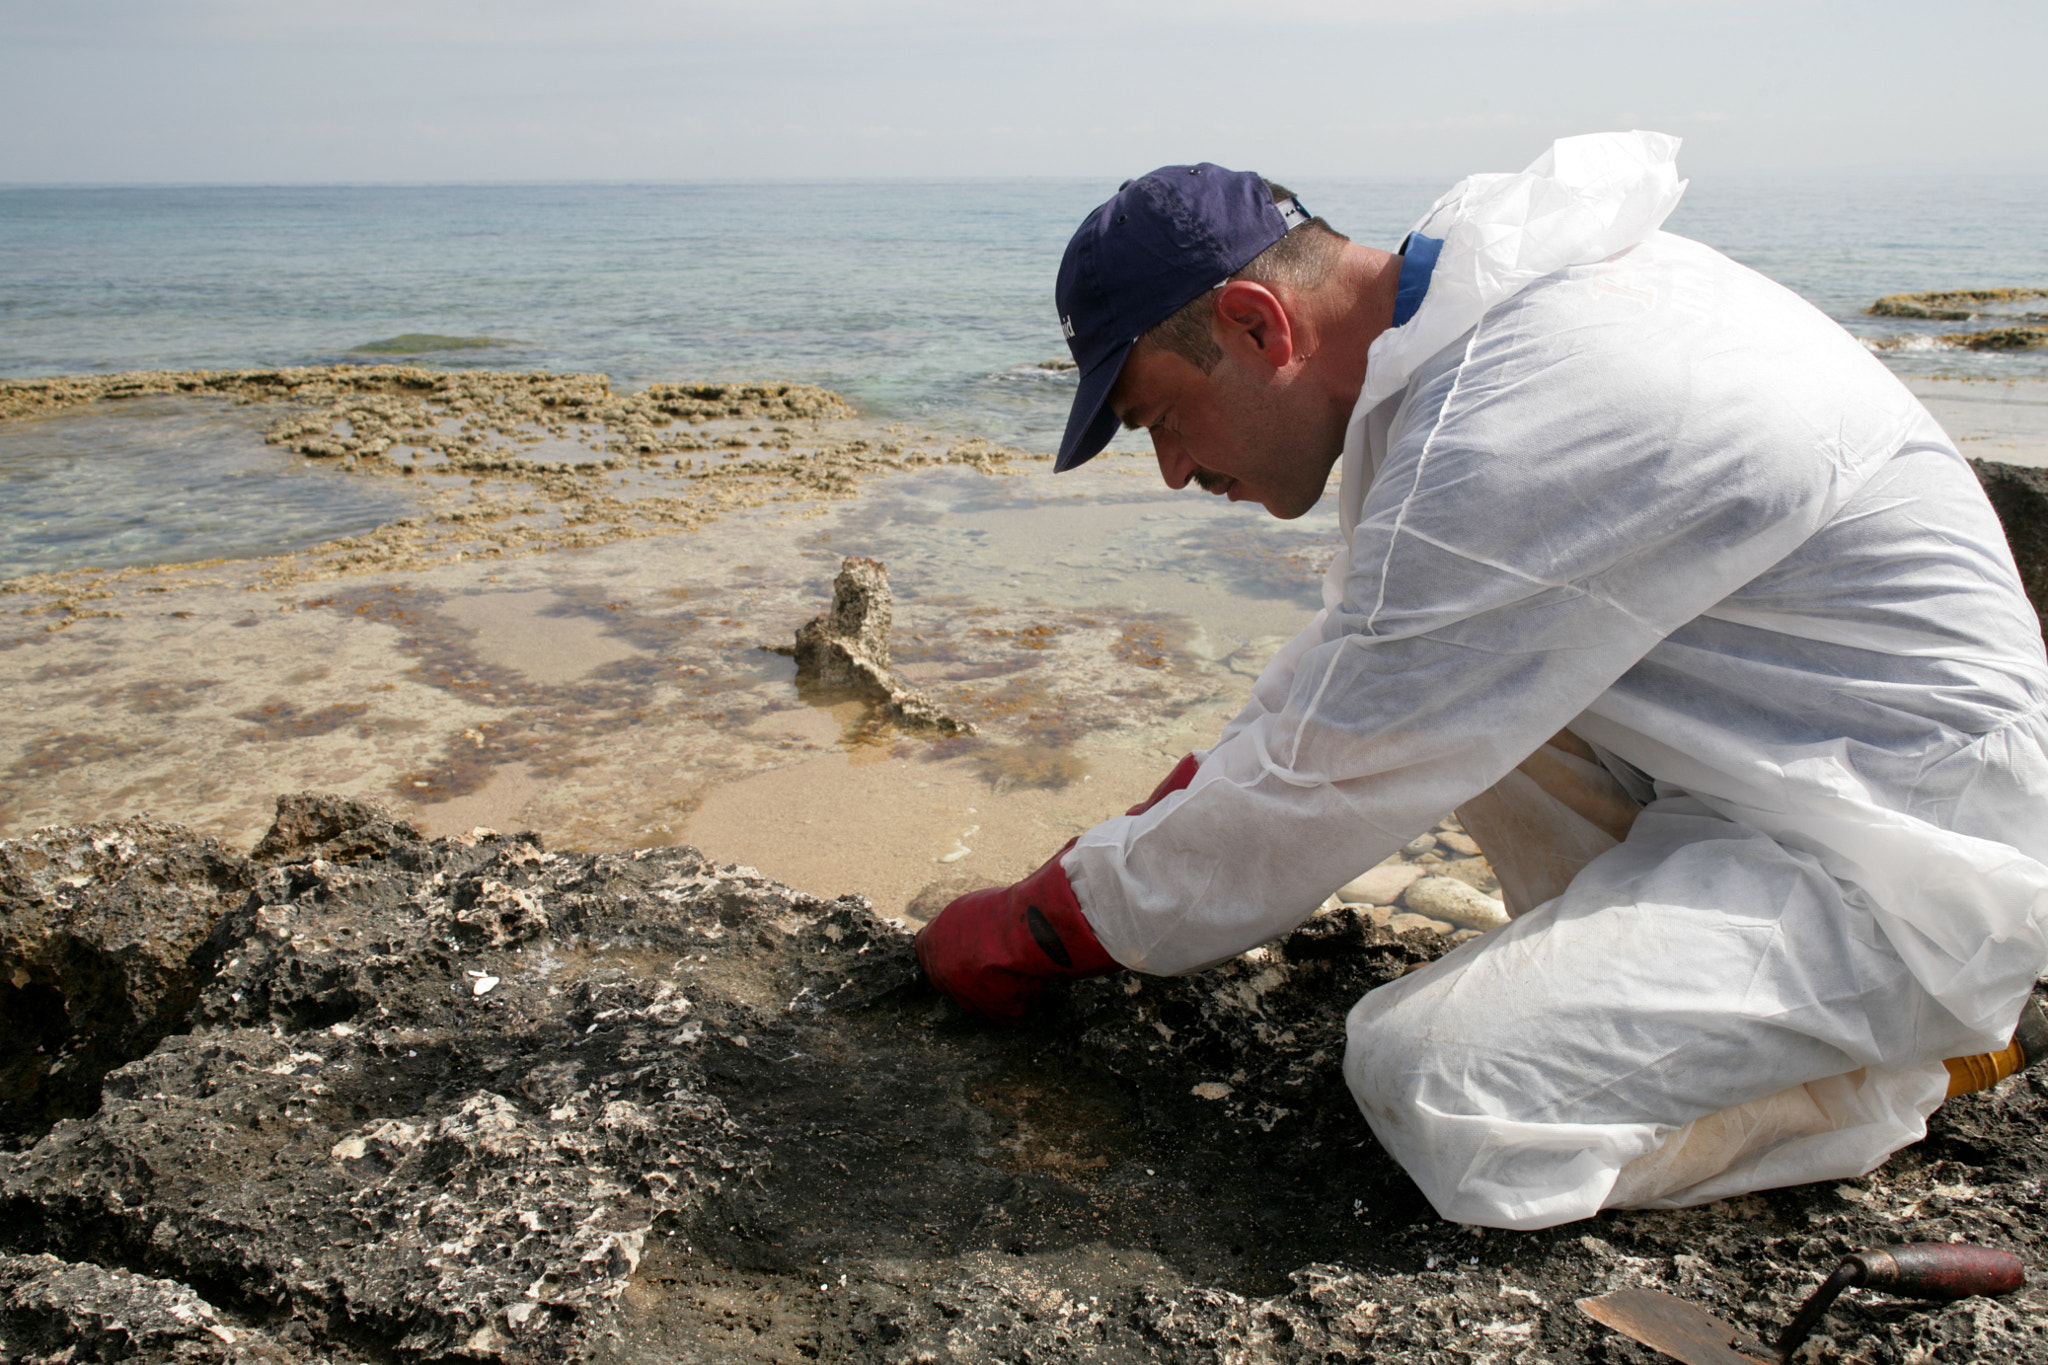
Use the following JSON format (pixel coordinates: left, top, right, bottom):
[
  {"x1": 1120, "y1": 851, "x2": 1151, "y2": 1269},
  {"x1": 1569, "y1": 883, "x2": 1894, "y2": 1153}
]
[{"x1": 784, "y1": 557, "x2": 975, "y2": 735}]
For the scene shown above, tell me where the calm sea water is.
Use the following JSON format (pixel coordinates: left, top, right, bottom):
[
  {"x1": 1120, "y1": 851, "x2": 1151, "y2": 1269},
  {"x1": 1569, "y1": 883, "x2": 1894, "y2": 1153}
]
[{"x1": 1, "y1": 174, "x2": 2044, "y2": 575}]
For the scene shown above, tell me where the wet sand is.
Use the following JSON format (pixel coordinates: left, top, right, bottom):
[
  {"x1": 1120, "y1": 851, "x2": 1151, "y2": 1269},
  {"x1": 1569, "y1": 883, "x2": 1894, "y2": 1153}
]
[{"x1": 1909, "y1": 375, "x2": 2048, "y2": 468}]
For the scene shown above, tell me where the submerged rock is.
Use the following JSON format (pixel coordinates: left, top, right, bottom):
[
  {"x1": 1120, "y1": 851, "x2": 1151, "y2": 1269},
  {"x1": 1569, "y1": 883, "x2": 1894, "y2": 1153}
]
[
  {"x1": 787, "y1": 557, "x2": 975, "y2": 735},
  {"x1": 2, "y1": 797, "x2": 2045, "y2": 1363},
  {"x1": 349, "y1": 334, "x2": 519, "y2": 355}
]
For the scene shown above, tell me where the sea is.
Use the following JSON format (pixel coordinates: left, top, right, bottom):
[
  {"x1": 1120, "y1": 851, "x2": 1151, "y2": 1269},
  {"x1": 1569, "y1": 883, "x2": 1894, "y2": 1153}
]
[{"x1": 2, "y1": 172, "x2": 2045, "y2": 578}]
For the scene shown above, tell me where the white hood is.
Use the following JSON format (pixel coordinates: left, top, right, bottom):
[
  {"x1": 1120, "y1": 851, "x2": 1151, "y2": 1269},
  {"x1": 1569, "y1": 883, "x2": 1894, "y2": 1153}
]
[{"x1": 1337, "y1": 130, "x2": 1689, "y2": 536}]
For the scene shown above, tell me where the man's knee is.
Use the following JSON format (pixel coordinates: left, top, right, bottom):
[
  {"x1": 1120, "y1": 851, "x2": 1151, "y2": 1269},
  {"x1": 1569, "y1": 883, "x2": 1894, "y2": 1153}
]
[{"x1": 1342, "y1": 969, "x2": 1668, "y2": 1228}]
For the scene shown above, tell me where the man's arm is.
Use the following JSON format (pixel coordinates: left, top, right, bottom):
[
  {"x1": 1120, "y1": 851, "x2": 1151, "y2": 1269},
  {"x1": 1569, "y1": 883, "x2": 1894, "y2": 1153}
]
[{"x1": 1068, "y1": 242, "x2": 1928, "y2": 974}]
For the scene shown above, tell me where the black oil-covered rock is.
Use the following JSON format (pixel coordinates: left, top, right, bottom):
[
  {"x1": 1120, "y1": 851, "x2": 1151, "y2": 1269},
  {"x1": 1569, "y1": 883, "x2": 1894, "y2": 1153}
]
[
  {"x1": 0, "y1": 817, "x2": 253, "y2": 1145},
  {"x1": 2, "y1": 795, "x2": 2045, "y2": 1363},
  {"x1": 1973, "y1": 458, "x2": 2048, "y2": 631}
]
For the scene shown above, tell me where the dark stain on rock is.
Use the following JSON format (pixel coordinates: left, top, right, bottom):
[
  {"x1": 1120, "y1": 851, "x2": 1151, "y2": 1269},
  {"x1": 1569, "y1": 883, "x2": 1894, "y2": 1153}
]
[
  {"x1": 1974, "y1": 459, "x2": 2048, "y2": 633},
  {"x1": 3, "y1": 798, "x2": 2047, "y2": 1361},
  {"x1": 0, "y1": 816, "x2": 252, "y2": 1144}
]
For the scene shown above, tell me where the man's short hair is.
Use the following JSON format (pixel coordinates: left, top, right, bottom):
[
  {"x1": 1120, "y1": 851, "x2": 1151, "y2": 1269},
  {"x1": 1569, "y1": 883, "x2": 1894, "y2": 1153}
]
[{"x1": 1140, "y1": 180, "x2": 1350, "y2": 374}]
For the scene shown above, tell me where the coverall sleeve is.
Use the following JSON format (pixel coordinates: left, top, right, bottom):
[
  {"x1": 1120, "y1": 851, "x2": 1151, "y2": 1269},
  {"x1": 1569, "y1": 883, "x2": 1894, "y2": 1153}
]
[{"x1": 1065, "y1": 272, "x2": 1912, "y2": 975}]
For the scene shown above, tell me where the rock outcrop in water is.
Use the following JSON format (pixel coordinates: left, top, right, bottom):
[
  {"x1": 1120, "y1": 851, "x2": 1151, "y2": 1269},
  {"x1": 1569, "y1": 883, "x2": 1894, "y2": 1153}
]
[
  {"x1": 1867, "y1": 288, "x2": 2048, "y2": 321},
  {"x1": 787, "y1": 557, "x2": 976, "y2": 735},
  {"x1": 1866, "y1": 289, "x2": 2048, "y2": 351},
  {"x1": 3, "y1": 794, "x2": 2046, "y2": 1363},
  {"x1": 1943, "y1": 326, "x2": 2048, "y2": 352}
]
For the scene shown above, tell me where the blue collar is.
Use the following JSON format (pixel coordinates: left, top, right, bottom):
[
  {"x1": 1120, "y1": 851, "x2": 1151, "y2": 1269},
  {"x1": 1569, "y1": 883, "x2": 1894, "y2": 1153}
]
[{"x1": 1392, "y1": 231, "x2": 1443, "y2": 329}]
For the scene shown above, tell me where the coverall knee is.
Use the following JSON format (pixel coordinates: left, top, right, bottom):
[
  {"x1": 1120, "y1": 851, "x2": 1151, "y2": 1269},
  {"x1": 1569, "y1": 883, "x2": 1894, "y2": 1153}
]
[{"x1": 1344, "y1": 778, "x2": 1967, "y2": 1229}]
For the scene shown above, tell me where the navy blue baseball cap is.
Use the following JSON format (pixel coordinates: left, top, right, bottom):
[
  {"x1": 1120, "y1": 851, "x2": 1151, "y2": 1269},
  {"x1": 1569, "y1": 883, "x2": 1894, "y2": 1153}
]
[{"x1": 1054, "y1": 163, "x2": 1310, "y2": 472}]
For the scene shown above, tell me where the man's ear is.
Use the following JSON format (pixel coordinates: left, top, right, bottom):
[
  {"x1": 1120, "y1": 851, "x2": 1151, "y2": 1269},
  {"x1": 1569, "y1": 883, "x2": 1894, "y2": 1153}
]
[{"x1": 1211, "y1": 280, "x2": 1297, "y2": 372}]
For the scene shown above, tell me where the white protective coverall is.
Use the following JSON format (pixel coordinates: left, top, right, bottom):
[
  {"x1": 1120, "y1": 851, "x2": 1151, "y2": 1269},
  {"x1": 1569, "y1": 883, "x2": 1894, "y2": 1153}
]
[{"x1": 1060, "y1": 131, "x2": 2048, "y2": 1229}]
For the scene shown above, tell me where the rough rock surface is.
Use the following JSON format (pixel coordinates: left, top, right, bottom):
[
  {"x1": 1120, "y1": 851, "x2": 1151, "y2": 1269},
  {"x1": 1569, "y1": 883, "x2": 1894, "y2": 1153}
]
[
  {"x1": 1974, "y1": 458, "x2": 2048, "y2": 630},
  {"x1": 787, "y1": 557, "x2": 975, "y2": 735},
  {"x1": 3, "y1": 795, "x2": 2046, "y2": 1363},
  {"x1": 0, "y1": 818, "x2": 252, "y2": 1143},
  {"x1": 0, "y1": 372, "x2": 1034, "y2": 620}
]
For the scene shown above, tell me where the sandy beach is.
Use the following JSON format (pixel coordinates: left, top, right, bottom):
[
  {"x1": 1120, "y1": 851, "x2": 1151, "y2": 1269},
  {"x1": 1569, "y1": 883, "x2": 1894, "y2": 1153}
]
[{"x1": 1910, "y1": 376, "x2": 2048, "y2": 468}]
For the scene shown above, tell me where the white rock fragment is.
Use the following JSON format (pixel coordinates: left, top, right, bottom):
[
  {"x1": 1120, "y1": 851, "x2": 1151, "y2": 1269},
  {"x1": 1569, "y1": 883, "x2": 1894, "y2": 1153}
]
[
  {"x1": 1402, "y1": 875, "x2": 1510, "y2": 930},
  {"x1": 472, "y1": 974, "x2": 501, "y2": 995},
  {"x1": 1338, "y1": 863, "x2": 1426, "y2": 906},
  {"x1": 1191, "y1": 1081, "x2": 1233, "y2": 1100}
]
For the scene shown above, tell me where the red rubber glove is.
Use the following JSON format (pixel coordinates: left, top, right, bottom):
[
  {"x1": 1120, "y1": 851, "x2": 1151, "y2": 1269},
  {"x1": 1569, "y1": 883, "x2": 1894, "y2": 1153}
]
[
  {"x1": 915, "y1": 755, "x2": 1199, "y2": 1022},
  {"x1": 915, "y1": 846, "x2": 1119, "y2": 1023},
  {"x1": 1127, "y1": 752, "x2": 1200, "y2": 816}
]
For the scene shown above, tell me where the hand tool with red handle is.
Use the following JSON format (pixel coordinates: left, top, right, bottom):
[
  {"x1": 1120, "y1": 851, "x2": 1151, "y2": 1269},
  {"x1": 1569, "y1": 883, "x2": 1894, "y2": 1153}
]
[{"x1": 1578, "y1": 1242, "x2": 2024, "y2": 1365}]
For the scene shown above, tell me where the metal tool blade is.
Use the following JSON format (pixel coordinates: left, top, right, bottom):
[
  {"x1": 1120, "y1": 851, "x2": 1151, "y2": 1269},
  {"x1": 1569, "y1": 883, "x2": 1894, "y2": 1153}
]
[{"x1": 1578, "y1": 1288, "x2": 1775, "y2": 1365}]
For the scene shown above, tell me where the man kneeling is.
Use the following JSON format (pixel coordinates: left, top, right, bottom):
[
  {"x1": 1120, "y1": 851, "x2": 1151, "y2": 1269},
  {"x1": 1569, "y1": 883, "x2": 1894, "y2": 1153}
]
[{"x1": 917, "y1": 133, "x2": 2048, "y2": 1230}]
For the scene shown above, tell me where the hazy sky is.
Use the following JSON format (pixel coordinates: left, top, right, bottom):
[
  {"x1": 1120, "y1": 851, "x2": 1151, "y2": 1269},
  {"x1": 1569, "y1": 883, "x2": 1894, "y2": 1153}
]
[{"x1": 3, "y1": 0, "x2": 2041, "y2": 184}]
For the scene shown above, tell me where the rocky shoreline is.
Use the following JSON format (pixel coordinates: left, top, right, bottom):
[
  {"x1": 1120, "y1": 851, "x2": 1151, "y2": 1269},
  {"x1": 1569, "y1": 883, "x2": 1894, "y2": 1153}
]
[
  {"x1": 1867, "y1": 290, "x2": 2048, "y2": 353},
  {"x1": 0, "y1": 369, "x2": 1030, "y2": 615},
  {"x1": 3, "y1": 795, "x2": 2046, "y2": 1364},
  {"x1": 4, "y1": 386, "x2": 2048, "y2": 1362}
]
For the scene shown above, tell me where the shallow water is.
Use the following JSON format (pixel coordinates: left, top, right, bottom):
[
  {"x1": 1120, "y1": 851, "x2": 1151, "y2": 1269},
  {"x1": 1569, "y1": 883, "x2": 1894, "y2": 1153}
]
[
  {"x1": 0, "y1": 442, "x2": 1347, "y2": 921},
  {"x1": 0, "y1": 396, "x2": 426, "y2": 577}
]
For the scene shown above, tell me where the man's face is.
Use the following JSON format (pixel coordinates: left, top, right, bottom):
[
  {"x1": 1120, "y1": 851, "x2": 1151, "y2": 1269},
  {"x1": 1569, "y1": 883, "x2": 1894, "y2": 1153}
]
[{"x1": 1107, "y1": 341, "x2": 1343, "y2": 521}]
